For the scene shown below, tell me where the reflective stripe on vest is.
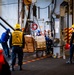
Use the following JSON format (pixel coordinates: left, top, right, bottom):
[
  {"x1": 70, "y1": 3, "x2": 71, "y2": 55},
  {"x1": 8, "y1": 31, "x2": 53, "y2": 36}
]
[{"x1": 12, "y1": 31, "x2": 23, "y2": 46}]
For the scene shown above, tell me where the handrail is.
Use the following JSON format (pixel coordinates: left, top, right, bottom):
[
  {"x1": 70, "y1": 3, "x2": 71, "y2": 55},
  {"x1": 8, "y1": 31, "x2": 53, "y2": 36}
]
[
  {"x1": 0, "y1": 17, "x2": 15, "y2": 30},
  {"x1": 0, "y1": 22, "x2": 11, "y2": 34},
  {"x1": 0, "y1": 23, "x2": 7, "y2": 30}
]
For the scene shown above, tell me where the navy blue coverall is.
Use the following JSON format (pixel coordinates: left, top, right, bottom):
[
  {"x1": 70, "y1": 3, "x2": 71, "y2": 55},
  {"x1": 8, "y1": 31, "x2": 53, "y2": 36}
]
[
  {"x1": 45, "y1": 36, "x2": 53, "y2": 54},
  {"x1": 69, "y1": 32, "x2": 74, "y2": 62},
  {"x1": 0, "y1": 29, "x2": 10, "y2": 57}
]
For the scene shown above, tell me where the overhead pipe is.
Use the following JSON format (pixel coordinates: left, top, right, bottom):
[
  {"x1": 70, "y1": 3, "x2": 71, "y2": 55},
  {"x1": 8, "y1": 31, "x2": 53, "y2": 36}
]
[
  {"x1": 48, "y1": 5, "x2": 50, "y2": 18},
  {"x1": 20, "y1": 0, "x2": 25, "y2": 28},
  {"x1": 51, "y1": 0, "x2": 57, "y2": 15},
  {"x1": 50, "y1": 0, "x2": 57, "y2": 37},
  {"x1": 18, "y1": 0, "x2": 20, "y2": 23},
  {"x1": 24, "y1": 5, "x2": 31, "y2": 34},
  {"x1": 38, "y1": 7, "x2": 40, "y2": 19},
  {"x1": 33, "y1": 4, "x2": 37, "y2": 17},
  {"x1": 72, "y1": 0, "x2": 73, "y2": 24}
]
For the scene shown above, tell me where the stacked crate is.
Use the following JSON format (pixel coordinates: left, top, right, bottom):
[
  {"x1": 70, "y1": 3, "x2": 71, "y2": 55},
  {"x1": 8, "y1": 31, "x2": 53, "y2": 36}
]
[
  {"x1": 35, "y1": 36, "x2": 46, "y2": 50},
  {"x1": 23, "y1": 35, "x2": 35, "y2": 52}
]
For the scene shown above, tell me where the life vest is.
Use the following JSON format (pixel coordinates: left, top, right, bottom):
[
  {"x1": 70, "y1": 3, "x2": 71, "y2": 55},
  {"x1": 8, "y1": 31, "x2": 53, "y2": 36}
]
[{"x1": 12, "y1": 31, "x2": 23, "y2": 46}]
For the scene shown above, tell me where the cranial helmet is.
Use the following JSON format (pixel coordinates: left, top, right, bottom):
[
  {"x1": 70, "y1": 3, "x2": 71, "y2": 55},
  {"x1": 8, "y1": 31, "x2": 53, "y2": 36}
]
[
  {"x1": 15, "y1": 24, "x2": 21, "y2": 29},
  {"x1": 38, "y1": 30, "x2": 40, "y2": 33},
  {"x1": 65, "y1": 43, "x2": 70, "y2": 50},
  {"x1": 72, "y1": 24, "x2": 74, "y2": 28},
  {"x1": 6, "y1": 28, "x2": 10, "y2": 33}
]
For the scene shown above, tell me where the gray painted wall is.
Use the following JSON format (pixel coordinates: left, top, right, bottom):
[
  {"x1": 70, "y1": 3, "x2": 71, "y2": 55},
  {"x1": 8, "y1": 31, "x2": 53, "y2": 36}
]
[{"x1": 0, "y1": 0, "x2": 18, "y2": 48}]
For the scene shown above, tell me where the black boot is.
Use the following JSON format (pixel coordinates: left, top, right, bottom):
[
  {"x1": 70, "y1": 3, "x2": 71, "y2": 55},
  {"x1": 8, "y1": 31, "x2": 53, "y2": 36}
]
[
  {"x1": 12, "y1": 66, "x2": 14, "y2": 71},
  {"x1": 19, "y1": 65, "x2": 22, "y2": 71},
  {"x1": 66, "y1": 59, "x2": 72, "y2": 64},
  {"x1": 8, "y1": 55, "x2": 11, "y2": 58}
]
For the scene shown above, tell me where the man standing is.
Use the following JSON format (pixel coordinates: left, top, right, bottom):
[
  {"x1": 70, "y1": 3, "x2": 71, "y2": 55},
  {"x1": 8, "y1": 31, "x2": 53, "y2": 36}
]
[
  {"x1": 0, "y1": 28, "x2": 10, "y2": 58},
  {"x1": 45, "y1": 35, "x2": 53, "y2": 55},
  {"x1": 66, "y1": 24, "x2": 74, "y2": 64},
  {"x1": 9, "y1": 24, "x2": 25, "y2": 71}
]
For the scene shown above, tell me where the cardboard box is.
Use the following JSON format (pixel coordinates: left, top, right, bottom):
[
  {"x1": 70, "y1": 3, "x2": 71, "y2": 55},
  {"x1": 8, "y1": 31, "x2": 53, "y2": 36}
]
[
  {"x1": 25, "y1": 35, "x2": 34, "y2": 43},
  {"x1": 35, "y1": 36, "x2": 45, "y2": 42},
  {"x1": 27, "y1": 46, "x2": 34, "y2": 52},
  {"x1": 23, "y1": 44, "x2": 28, "y2": 52},
  {"x1": 35, "y1": 36, "x2": 46, "y2": 50},
  {"x1": 36, "y1": 41, "x2": 46, "y2": 50},
  {"x1": 23, "y1": 42, "x2": 35, "y2": 53}
]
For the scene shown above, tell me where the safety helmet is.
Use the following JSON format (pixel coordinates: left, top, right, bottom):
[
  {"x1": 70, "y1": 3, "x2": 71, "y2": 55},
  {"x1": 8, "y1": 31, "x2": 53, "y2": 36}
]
[
  {"x1": 72, "y1": 24, "x2": 74, "y2": 28},
  {"x1": 38, "y1": 30, "x2": 40, "y2": 33},
  {"x1": 45, "y1": 36, "x2": 49, "y2": 41},
  {"x1": 65, "y1": 43, "x2": 70, "y2": 50},
  {"x1": 6, "y1": 28, "x2": 10, "y2": 33},
  {"x1": 14, "y1": 24, "x2": 21, "y2": 29}
]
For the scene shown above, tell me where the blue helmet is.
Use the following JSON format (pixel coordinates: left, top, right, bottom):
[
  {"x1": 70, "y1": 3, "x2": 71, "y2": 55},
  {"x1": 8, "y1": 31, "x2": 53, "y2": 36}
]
[
  {"x1": 38, "y1": 30, "x2": 40, "y2": 33},
  {"x1": 6, "y1": 28, "x2": 10, "y2": 33},
  {"x1": 45, "y1": 36, "x2": 50, "y2": 41}
]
